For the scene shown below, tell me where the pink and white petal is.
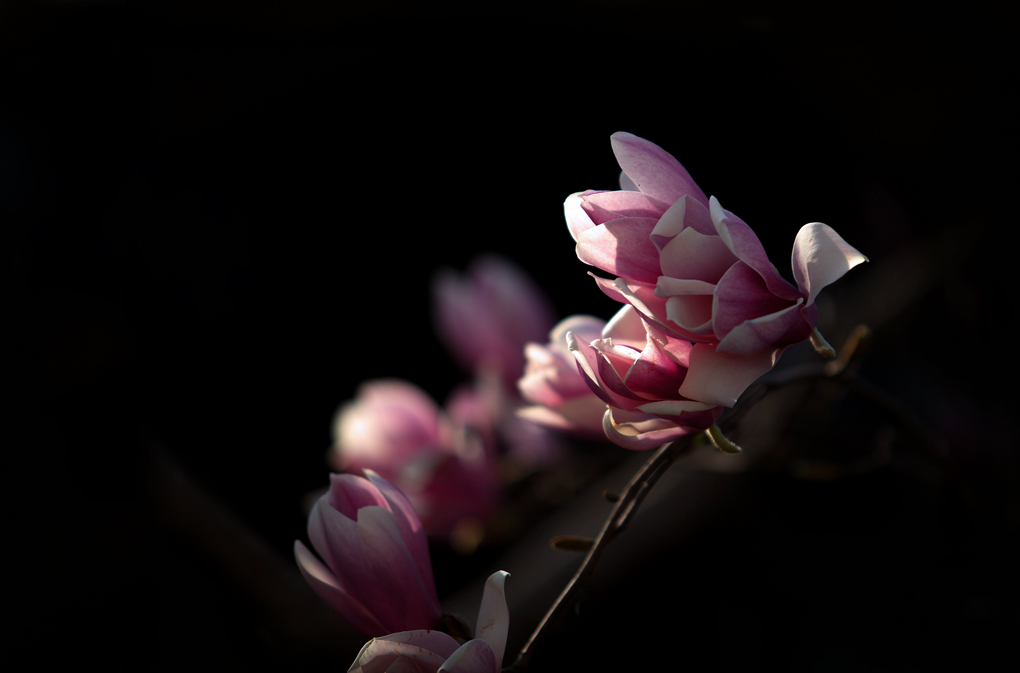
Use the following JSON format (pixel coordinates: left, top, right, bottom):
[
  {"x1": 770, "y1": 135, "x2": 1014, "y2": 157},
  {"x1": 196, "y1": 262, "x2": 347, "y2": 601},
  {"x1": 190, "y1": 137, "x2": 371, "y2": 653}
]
[
  {"x1": 602, "y1": 407, "x2": 689, "y2": 450},
  {"x1": 385, "y1": 657, "x2": 436, "y2": 673},
  {"x1": 619, "y1": 169, "x2": 638, "y2": 191},
  {"x1": 624, "y1": 337, "x2": 688, "y2": 400},
  {"x1": 474, "y1": 571, "x2": 510, "y2": 669},
  {"x1": 564, "y1": 193, "x2": 598, "y2": 242},
  {"x1": 791, "y1": 222, "x2": 868, "y2": 307},
  {"x1": 362, "y1": 470, "x2": 437, "y2": 602},
  {"x1": 550, "y1": 315, "x2": 606, "y2": 358},
  {"x1": 357, "y1": 507, "x2": 443, "y2": 631},
  {"x1": 709, "y1": 197, "x2": 804, "y2": 301},
  {"x1": 715, "y1": 301, "x2": 807, "y2": 354},
  {"x1": 679, "y1": 344, "x2": 785, "y2": 407},
  {"x1": 325, "y1": 473, "x2": 391, "y2": 519},
  {"x1": 659, "y1": 226, "x2": 739, "y2": 283},
  {"x1": 349, "y1": 630, "x2": 461, "y2": 673},
  {"x1": 610, "y1": 132, "x2": 710, "y2": 207},
  {"x1": 568, "y1": 333, "x2": 644, "y2": 410},
  {"x1": 575, "y1": 217, "x2": 662, "y2": 283},
  {"x1": 602, "y1": 305, "x2": 648, "y2": 349},
  {"x1": 592, "y1": 343, "x2": 652, "y2": 407},
  {"x1": 644, "y1": 320, "x2": 695, "y2": 367},
  {"x1": 581, "y1": 190, "x2": 671, "y2": 222},
  {"x1": 712, "y1": 261, "x2": 800, "y2": 342},
  {"x1": 634, "y1": 401, "x2": 722, "y2": 433},
  {"x1": 649, "y1": 195, "x2": 689, "y2": 250},
  {"x1": 591, "y1": 275, "x2": 714, "y2": 343},
  {"x1": 307, "y1": 498, "x2": 363, "y2": 590},
  {"x1": 665, "y1": 294, "x2": 715, "y2": 334},
  {"x1": 678, "y1": 193, "x2": 716, "y2": 235},
  {"x1": 551, "y1": 395, "x2": 611, "y2": 434},
  {"x1": 515, "y1": 401, "x2": 603, "y2": 436},
  {"x1": 295, "y1": 541, "x2": 388, "y2": 637},
  {"x1": 438, "y1": 639, "x2": 499, "y2": 673},
  {"x1": 566, "y1": 333, "x2": 625, "y2": 408}
]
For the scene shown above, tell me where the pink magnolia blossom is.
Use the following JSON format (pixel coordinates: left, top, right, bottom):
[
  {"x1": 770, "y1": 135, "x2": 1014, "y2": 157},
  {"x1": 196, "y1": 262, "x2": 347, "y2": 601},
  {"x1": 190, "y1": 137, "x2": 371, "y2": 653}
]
[
  {"x1": 567, "y1": 304, "x2": 724, "y2": 450},
  {"x1": 329, "y1": 379, "x2": 500, "y2": 537},
  {"x1": 565, "y1": 132, "x2": 867, "y2": 408},
  {"x1": 432, "y1": 254, "x2": 557, "y2": 388},
  {"x1": 349, "y1": 571, "x2": 510, "y2": 673},
  {"x1": 517, "y1": 315, "x2": 609, "y2": 438},
  {"x1": 294, "y1": 471, "x2": 442, "y2": 636}
]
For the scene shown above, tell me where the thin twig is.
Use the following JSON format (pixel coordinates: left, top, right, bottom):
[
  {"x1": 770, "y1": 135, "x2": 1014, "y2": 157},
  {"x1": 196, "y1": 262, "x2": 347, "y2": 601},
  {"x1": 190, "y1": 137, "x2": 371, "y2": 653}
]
[{"x1": 506, "y1": 436, "x2": 695, "y2": 671}]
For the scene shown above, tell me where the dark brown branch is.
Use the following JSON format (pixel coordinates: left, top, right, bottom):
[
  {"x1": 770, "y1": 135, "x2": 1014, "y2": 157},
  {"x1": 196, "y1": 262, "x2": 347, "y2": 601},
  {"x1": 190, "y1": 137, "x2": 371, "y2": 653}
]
[{"x1": 506, "y1": 436, "x2": 695, "y2": 671}]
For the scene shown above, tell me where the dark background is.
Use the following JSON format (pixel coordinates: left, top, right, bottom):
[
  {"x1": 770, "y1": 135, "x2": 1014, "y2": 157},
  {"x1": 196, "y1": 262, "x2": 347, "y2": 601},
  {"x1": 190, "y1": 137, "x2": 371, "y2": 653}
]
[{"x1": 5, "y1": 1, "x2": 1015, "y2": 671}]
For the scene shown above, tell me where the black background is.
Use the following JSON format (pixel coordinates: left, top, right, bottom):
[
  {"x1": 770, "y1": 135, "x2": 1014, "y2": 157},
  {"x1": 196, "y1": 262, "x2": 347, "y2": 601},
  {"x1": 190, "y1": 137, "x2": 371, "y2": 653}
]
[{"x1": 5, "y1": 1, "x2": 1015, "y2": 671}]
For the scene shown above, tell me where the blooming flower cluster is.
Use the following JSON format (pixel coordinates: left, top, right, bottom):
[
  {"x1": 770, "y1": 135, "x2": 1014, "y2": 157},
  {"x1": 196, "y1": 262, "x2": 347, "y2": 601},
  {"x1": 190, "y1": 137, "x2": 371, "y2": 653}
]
[
  {"x1": 294, "y1": 132, "x2": 867, "y2": 671},
  {"x1": 521, "y1": 132, "x2": 867, "y2": 449}
]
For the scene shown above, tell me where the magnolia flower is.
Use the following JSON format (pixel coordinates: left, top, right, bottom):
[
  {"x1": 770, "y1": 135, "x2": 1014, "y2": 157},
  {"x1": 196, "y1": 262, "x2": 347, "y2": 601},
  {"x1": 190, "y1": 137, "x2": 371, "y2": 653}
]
[
  {"x1": 432, "y1": 254, "x2": 557, "y2": 388},
  {"x1": 517, "y1": 315, "x2": 609, "y2": 438},
  {"x1": 294, "y1": 471, "x2": 442, "y2": 636},
  {"x1": 567, "y1": 304, "x2": 723, "y2": 449},
  {"x1": 349, "y1": 571, "x2": 510, "y2": 673},
  {"x1": 565, "y1": 132, "x2": 867, "y2": 407},
  {"x1": 329, "y1": 379, "x2": 500, "y2": 537}
]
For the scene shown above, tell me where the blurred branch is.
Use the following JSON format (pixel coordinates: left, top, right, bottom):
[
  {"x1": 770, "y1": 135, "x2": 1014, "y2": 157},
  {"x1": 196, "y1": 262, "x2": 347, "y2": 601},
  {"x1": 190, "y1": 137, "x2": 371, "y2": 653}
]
[{"x1": 146, "y1": 443, "x2": 359, "y2": 668}]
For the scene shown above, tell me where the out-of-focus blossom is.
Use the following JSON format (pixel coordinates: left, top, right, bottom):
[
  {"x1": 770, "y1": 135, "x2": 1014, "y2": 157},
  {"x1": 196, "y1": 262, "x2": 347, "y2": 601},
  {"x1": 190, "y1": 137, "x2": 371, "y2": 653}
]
[
  {"x1": 432, "y1": 255, "x2": 557, "y2": 388},
  {"x1": 294, "y1": 471, "x2": 442, "y2": 636},
  {"x1": 565, "y1": 132, "x2": 867, "y2": 407},
  {"x1": 349, "y1": 571, "x2": 510, "y2": 673},
  {"x1": 567, "y1": 304, "x2": 723, "y2": 450},
  {"x1": 517, "y1": 315, "x2": 609, "y2": 438},
  {"x1": 330, "y1": 379, "x2": 500, "y2": 537}
]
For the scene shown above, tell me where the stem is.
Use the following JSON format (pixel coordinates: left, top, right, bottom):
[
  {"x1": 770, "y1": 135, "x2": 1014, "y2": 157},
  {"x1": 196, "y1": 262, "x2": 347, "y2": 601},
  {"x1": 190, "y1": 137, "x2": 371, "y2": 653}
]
[{"x1": 507, "y1": 436, "x2": 695, "y2": 671}]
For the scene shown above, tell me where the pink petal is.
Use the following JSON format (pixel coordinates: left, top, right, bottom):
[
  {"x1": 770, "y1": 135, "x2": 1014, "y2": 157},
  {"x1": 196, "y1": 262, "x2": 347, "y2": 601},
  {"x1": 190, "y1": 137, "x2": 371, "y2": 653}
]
[
  {"x1": 659, "y1": 226, "x2": 739, "y2": 283},
  {"x1": 474, "y1": 571, "x2": 510, "y2": 669},
  {"x1": 564, "y1": 193, "x2": 598, "y2": 242},
  {"x1": 619, "y1": 169, "x2": 638, "y2": 191},
  {"x1": 678, "y1": 344, "x2": 785, "y2": 407},
  {"x1": 294, "y1": 541, "x2": 388, "y2": 637},
  {"x1": 515, "y1": 402, "x2": 606, "y2": 436},
  {"x1": 712, "y1": 261, "x2": 801, "y2": 345},
  {"x1": 610, "y1": 132, "x2": 709, "y2": 207},
  {"x1": 438, "y1": 639, "x2": 499, "y2": 673},
  {"x1": 580, "y1": 190, "x2": 671, "y2": 223},
  {"x1": 624, "y1": 335, "x2": 687, "y2": 400},
  {"x1": 715, "y1": 301, "x2": 807, "y2": 355},
  {"x1": 791, "y1": 222, "x2": 868, "y2": 307},
  {"x1": 709, "y1": 197, "x2": 803, "y2": 302},
  {"x1": 602, "y1": 407, "x2": 689, "y2": 450},
  {"x1": 602, "y1": 305, "x2": 650, "y2": 350},
  {"x1": 334, "y1": 380, "x2": 446, "y2": 467},
  {"x1": 363, "y1": 470, "x2": 437, "y2": 604},
  {"x1": 591, "y1": 275, "x2": 714, "y2": 343},
  {"x1": 356, "y1": 507, "x2": 443, "y2": 631},
  {"x1": 307, "y1": 497, "x2": 364, "y2": 591},
  {"x1": 648, "y1": 195, "x2": 688, "y2": 250},
  {"x1": 349, "y1": 630, "x2": 461, "y2": 673},
  {"x1": 326, "y1": 473, "x2": 391, "y2": 519},
  {"x1": 575, "y1": 217, "x2": 662, "y2": 283},
  {"x1": 567, "y1": 332, "x2": 644, "y2": 410},
  {"x1": 664, "y1": 293, "x2": 715, "y2": 334}
]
